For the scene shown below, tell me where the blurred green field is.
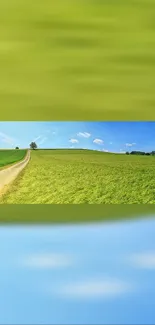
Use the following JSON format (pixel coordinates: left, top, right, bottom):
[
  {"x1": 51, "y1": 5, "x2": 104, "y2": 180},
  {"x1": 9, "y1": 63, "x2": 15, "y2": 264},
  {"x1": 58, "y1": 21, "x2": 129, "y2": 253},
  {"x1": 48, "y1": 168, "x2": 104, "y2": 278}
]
[
  {"x1": 1, "y1": 0, "x2": 155, "y2": 120},
  {"x1": 1, "y1": 149, "x2": 155, "y2": 204},
  {"x1": 0, "y1": 149, "x2": 27, "y2": 168}
]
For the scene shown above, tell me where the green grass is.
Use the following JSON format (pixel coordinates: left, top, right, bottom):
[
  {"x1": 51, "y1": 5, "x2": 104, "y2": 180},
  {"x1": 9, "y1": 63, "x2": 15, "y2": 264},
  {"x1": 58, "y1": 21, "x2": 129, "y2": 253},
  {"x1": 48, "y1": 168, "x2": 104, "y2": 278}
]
[
  {"x1": 0, "y1": 149, "x2": 27, "y2": 168},
  {"x1": 1, "y1": 0, "x2": 155, "y2": 120},
  {"x1": 1, "y1": 205, "x2": 155, "y2": 224},
  {"x1": 1, "y1": 149, "x2": 155, "y2": 204}
]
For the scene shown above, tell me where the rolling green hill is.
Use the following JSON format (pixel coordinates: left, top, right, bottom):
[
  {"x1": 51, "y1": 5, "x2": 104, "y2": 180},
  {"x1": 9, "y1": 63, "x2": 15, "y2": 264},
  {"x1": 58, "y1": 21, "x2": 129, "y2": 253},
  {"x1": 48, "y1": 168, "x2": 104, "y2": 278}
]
[{"x1": 0, "y1": 149, "x2": 27, "y2": 168}]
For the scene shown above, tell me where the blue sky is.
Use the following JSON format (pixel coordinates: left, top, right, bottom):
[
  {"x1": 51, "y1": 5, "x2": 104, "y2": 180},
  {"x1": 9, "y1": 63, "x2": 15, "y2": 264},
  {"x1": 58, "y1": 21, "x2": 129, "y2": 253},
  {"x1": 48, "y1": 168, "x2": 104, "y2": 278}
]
[
  {"x1": 0, "y1": 121, "x2": 155, "y2": 152},
  {"x1": 0, "y1": 218, "x2": 155, "y2": 324}
]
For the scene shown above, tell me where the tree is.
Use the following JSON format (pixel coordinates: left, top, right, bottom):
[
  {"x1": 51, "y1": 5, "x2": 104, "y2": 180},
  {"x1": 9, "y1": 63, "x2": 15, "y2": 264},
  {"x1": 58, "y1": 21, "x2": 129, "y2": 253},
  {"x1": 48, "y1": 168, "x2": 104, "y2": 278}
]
[
  {"x1": 126, "y1": 152, "x2": 129, "y2": 155},
  {"x1": 15, "y1": 146, "x2": 19, "y2": 149},
  {"x1": 30, "y1": 142, "x2": 37, "y2": 150},
  {"x1": 130, "y1": 151, "x2": 145, "y2": 155}
]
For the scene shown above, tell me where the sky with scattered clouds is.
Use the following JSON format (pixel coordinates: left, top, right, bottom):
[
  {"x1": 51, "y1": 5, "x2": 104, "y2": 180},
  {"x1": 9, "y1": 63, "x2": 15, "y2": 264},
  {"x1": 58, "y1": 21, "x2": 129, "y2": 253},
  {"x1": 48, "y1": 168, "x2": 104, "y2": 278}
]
[
  {"x1": 0, "y1": 121, "x2": 155, "y2": 152},
  {"x1": 0, "y1": 217, "x2": 155, "y2": 324}
]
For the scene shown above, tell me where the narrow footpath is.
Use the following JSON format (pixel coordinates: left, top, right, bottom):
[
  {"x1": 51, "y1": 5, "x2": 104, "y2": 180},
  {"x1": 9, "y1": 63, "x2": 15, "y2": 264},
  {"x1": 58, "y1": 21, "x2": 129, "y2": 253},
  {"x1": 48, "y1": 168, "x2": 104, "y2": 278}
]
[{"x1": 0, "y1": 150, "x2": 30, "y2": 195}]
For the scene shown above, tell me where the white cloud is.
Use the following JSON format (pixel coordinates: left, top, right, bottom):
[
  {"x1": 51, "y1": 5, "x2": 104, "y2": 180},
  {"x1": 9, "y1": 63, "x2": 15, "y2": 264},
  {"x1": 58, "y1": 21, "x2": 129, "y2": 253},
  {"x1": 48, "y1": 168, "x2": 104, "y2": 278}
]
[
  {"x1": 93, "y1": 138, "x2": 104, "y2": 145},
  {"x1": 77, "y1": 132, "x2": 91, "y2": 138},
  {"x1": 125, "y1": 143, "x2": 136, "y2": 147},
  {"x1": 22, "y1": 253, "x2": 72, "y2": 269},
  {"x1": 33, "y1": 135, "x2": 42, "y2": 142},
  {"x1": 69, "y1": 139, "x2": 79, "y2": 144},
  {"x1": 45, "y1": 130, "x2": 56, "y2": 135},
  {"x1": 32, "y1": 135, "x2": 48, "y2": 146},
  {"x1": 60, "y1": 278, "x2": 131, "y2": 299},
  {"x1": 38, "y1": 137, "x2": 47, "y2": 145},
  {"x1": 130, "y1": 252, "x2": 155, "y2": 269},
  {"x1": 0, "y1": 131, "x2": 15, "y2": 146},
  {"x1": 102, "y1": 149, "x2": 109, "y2": 152}
]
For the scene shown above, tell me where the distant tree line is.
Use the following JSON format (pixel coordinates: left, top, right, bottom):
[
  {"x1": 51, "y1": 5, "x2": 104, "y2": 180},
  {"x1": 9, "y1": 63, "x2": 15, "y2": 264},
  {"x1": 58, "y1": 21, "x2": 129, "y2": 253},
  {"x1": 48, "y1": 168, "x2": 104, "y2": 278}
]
[{"x1": 126, "y1": 151, "x2": 155, "y2": 156}]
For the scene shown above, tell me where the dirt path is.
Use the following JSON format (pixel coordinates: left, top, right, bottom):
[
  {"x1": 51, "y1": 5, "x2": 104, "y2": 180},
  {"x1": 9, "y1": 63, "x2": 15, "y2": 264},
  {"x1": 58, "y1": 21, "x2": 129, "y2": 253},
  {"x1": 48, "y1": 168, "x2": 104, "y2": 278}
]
[{"x1": 0, "y1": 150, "x2": 30, "y2": 195}]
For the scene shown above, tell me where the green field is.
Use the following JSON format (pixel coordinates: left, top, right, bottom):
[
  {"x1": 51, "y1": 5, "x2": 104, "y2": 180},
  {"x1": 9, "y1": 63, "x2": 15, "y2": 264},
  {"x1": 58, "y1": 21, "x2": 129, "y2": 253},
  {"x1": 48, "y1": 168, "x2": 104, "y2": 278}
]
[
  {"x1": 1, "y1": 149, "x2": 155, "y2": 204},
  {"x1": 1, "y1": 0, "x2": 155, "y2": 121},
  {"x1": 0, "y1": 149, "x2": 27, "y2": 168}
]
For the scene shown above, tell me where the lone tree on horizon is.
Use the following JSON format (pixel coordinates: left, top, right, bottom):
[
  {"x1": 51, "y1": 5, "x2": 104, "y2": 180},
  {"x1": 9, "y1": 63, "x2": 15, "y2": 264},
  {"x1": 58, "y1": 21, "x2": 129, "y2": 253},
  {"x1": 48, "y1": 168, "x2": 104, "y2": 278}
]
[
  {"x1": 15, "y1": 146, "x2": 19, "y2": 149},
  {"x1": 30, "y1": 142, "x2": 37, "y2": 150}
]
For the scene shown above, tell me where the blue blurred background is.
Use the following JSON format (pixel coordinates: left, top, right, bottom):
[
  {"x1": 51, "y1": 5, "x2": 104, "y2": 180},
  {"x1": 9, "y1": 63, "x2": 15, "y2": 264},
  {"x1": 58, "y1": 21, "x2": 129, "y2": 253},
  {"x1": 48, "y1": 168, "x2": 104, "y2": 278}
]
[{"x1": 0, "y1": 216, "x2": 155, "y2": 324}]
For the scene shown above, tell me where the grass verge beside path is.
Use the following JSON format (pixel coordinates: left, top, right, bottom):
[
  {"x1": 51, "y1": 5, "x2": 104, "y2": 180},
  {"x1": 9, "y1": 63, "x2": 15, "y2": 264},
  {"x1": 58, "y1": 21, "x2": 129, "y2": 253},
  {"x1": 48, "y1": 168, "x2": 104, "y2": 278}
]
[{"x1": 0, "y1": 150, "x2": 27, "y2": 169}]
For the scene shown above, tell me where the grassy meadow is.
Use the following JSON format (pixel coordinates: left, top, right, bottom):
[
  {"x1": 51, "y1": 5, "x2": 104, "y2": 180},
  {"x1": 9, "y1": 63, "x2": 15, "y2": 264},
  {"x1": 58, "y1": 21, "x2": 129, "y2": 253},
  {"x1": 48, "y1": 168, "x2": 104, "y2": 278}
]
[
  {"x1": 1, "y1": 0, "x2": 155, "y2": 120},
  {"x1": 0, "y1": 149, "x2": 27, "y2": 168},
  {"x1": 1, "y1": 149, "x2": 155, "y2": 204}
]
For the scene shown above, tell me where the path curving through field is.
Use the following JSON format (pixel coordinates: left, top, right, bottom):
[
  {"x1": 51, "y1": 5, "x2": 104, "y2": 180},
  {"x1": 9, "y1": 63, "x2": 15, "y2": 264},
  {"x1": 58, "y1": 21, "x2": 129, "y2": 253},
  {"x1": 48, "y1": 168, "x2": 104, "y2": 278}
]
[{"x1": 0, "y1": 150, "x2": 30, "y2": 195}]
